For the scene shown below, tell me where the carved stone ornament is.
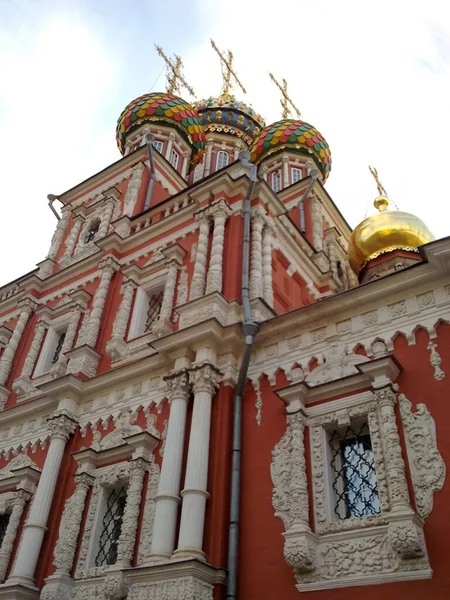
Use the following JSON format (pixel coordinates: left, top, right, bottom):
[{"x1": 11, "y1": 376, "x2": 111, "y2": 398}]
[
  {"x1": 127, "y1": 577, "x2": 214, "y2": 600},
  {"x1": 103, "y1": 570, "x2": 130, "y2": 600},
  {"x1": 92, "y1": 410, "x2": 143, "y2": 451},
  {"x1": 189, "y1": 363, "x2": 221, "y2": 396},
  {"x1": 137, "y1": 460, "x2": 160, "y2": 564},
  {"x1": 0, "y1": 489, "x2": 31, "y2": 583},
  {"x1": 399, "y1": 393, "x2": 446, "y2": 519},
  {"x1": 427, "y1": 341, "x2": 446, "y2": 381},
  {"x1": 305, "y1": 341, "x2": 368, "y2": 386},
  {"x1": 47, "y1": 413, "x2": 77, "y2": 441},
  {"x1": 0, "y1": 453, "x2": 40, "y2": 479}
]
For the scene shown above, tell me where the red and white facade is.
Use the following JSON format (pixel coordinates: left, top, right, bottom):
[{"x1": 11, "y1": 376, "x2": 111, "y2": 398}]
[{"x1": 0, "y1": 87, "x2": 448, "y2": 600}]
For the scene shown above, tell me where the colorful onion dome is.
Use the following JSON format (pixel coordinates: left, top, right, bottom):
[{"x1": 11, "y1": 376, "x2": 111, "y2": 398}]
[
  {"x1": 250, "y1": 119, "x2": 332, "y2": 180},
  {"x1": 116, "y1": 92, "x2": 206, "y2": 168},
  {"x1": 194, "y1": 94, "x2": 266, "y2": 147},
  {"x1": 348, "y1": 196, "x2": 434, "y2": 274}
]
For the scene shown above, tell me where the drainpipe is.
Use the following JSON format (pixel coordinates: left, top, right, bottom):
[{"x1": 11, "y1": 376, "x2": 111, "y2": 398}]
[
  {"x1": 47, "y1": 194, "x2": 61, "y2": 221},
  {"x1": 226, "y1": 151, "x2": 260, "y2": 600},
  {"x1": 298, "y1": 168, "x2": 319, "y2": 233},
  {"x1": 144, "y1": 133, "x2": 156, "y2": 211}
]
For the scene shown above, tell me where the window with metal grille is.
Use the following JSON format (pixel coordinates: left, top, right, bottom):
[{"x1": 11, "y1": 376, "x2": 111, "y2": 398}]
[
  {"x1": 169, "y1": 149, "x2": 179, "y2": 169},
  {"x1": 145, "y1": 291, "x2": 163, "y2": 332},
  {"x1": 95, "y1": 486, "x2": 127, "y2": 567},
  {"x1": 85, "y1": 220, "x2": 100, "y2": 243},
  {"x1": 51, "y1": 332, "x2": 66, "y2": 364},
  {"x1": 292, "y1": 167, "x2": 302, "y2": 183},
  {"x1": 152, "y1": 140, "x2": 163, "y2": 154},
  {"x1": 0, "y1": 513, "x2": 10, "y2": 547},
  {"x1": 329, "y1": 420, "x2": 380, "y2": 520},
  {"x1": 216, "y1": 151, "x2": 229, "y2": 171},
  {"x1": 272, "y1": 171, "x2": 281, "y2": 193}
]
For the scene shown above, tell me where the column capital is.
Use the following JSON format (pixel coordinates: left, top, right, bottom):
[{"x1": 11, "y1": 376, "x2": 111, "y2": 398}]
[
  {"x1": 251, "y1": 205, "x2": 267, "y2": 226},
  {"x1": 373, "y1": 385, "x2": 397, "y2": 407},
  {"x1": 99, "y1": 255, "x2": 120, "y2": 274},
  {"x1": 13, "y1": 489, "x2": 32, "y2": 507},
  {"x1": 74, "y1": 472, "x2": 95, "y2": 489},
  {"x1": 47, "y1": 413, "x2": 77, "y2": 441},
  {"x1": 164, "y1": 369, "x2": 191, "y2": 401},
  {"x1": 194, "y1": 208, "x2": 211, "y2": 225},
  {"x1": 18, "y1": 297, "x2": 38, "y2": 314},
  {"x1": 208, "y1": 198, "x2": 232, "y2": 220},
  {"x1": 189, "y1": 363, "x2": 221, "y2": 395}
]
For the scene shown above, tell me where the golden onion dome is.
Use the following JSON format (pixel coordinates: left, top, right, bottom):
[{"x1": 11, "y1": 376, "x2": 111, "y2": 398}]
[{"x1": 348, "y1": 196, "x2": 434, "y2": 275}]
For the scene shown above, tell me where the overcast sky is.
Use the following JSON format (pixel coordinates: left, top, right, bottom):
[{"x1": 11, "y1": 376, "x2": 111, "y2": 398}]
[{"x1": 0, "y1": 0, "x2": 449, "y2": 286}]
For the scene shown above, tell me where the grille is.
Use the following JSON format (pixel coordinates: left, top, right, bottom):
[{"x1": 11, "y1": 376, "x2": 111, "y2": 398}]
[
  {"x1": 52, "y1": 332, "x2": 66, "y2": 364},
  {"x1": 85, "y1": 221, "x2": 100, "y2": 243},
  {"x1": 95, "y1": 486, "x2": 127, "y2": 567},
  {"x1": 145, "y1": 292, "x2": 163, "y2": 332},
  {"x1": 0, "y1": 513, "x2": 10, "y2": 546},
  {"x1": 329, "y1": 421, "x2": 380, "y2": 520}
]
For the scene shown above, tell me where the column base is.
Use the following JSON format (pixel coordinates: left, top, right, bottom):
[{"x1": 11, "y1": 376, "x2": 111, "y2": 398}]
[
  {"x1": 0, "y1": 385, "x2": 10, "y2": 410},
  {"x1": 40, "y1": 573, "x2": 73, "y2": 600},
  {"x1": 171, "y1": 548, "x2": 206, "y2": 561},
  {"x1": 0, "y1": 582, "x2": 40, "y2": 600},
  {"x1": 65, "y1": 345, "x2": 102, "y2": 379},
  {"x1": 126, "y1": 557, "x2": 225, "y2": 600}
]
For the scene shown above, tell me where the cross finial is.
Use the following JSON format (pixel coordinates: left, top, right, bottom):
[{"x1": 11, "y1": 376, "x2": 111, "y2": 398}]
[
  {"x1": 269, "y1": 73, "x2": 301, "y2": 119},
  {"x1": 210, "y1": 39, "x2": 246, "y2": 96},
  {"x1": 369, "y1": 165, "x2": 388, "y2": 198},
  {"x1": 155, "y1": 45, "x2": 195, "y2": 97}
]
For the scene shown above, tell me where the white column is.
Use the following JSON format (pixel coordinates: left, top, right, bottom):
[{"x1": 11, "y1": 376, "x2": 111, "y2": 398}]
[
  {"x1": 174, "y1": 363, "x2": 221, "y2": 559},
  {"x1": 262, "y1": 221, "x2": 274, "y2": 307},
  {"x1": 311, "y1": 197, "x2": 323, "y2": 251},
  {"x1": 52, "y1": 472, "x2": 94, "y2": 577},
  {"x1": 153, "y1": 261, "x2": 178, "y2": 337},
  {"x1": 0, "y1": 298, "x2": 36, "y2": 387},
  {"x1": 123, "y1": 163, "x2": 145, "y2": 217},
  {"x1": 97, "y1": 198, "x2": 115, "y2": 239},
  {"x1": 234, "y1": 142, "x2": 243, "y2": 161},
  {"x1": 374, "y1": 386, "x2": 412, "y2": 513},
  {"x1": 61, "y1": 215, "x2": 84, "y2": 264},
  {"x1": 83, "y1": 257, "x2": 118, "y2": 348},
  {"x1": 206, "y1": 200, "x2": 231, "y2": 295},
  {"x1": 165, "y1": 133, "x2": 176, "y2": 162},
  {"x1": 249, "y1": 208, "x2": 266, "y2": 299},
  {"x1": 282, "y1": 156, "x2": 290, "y2": 188},
  {"x1": 0, "y1": 491, "x2": 31, "y2": 583},
  {"x1": 12, "y1": 319, "x2": 47, "y2": 396},
  {"x1": 116, "y1": 458, "x2": 148, "y2": 568},
  {"x1": 149, "y1": 370, "x2": 191, "y2": 560},
  {"x1": 106, "y1": 279, "x2": 137, "y2": 360},
  {"x1": 203, "y1": 140, "x2": 214, "y2": 177},
  {"x1": 260, "y1": 166, "x2": 268, "y2": 182},
  {"x1": 189, "y1": 212, "x2": 211, "y2": 301},
  {"x1": 47, "y1": 204, "x2": 72, "y2": 260},
  {"x1": 8, "y1": 413, "x2": 76, "y2": 587},
  {"x1": 181, "y1": 151, "x2": 190, "y2": 179}
]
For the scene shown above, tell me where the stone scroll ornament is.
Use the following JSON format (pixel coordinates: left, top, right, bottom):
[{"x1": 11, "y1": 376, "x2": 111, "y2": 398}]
[{"x1": 399, "y1": 393, "x2": 446, "y2": 519}]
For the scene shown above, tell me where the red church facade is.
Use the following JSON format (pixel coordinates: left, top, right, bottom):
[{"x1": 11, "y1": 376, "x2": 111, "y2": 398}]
[{"x1": 0, "y1": 58, "x2": 448, "y2": 600}]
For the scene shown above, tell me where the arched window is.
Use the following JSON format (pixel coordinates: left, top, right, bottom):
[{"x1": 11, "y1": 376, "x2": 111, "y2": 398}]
[
  {"x1": 85, "y1": 219, "x2": 100, "y2": 243},
  {"x1": 216, "y1": 151, "x2": 229, "y2": 171},
  {"x1": 292, "y1": 167, "x2": 302, "y2": 184},
  {"x1": 170, "y1": 149, "x2": 179, "y2": 169}
]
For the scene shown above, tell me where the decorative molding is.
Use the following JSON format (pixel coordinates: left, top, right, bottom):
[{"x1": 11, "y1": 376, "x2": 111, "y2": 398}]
[
  {"x1": 427, "y1": 341, "x2": 445, "y2": 380},
  {"x1": 137, "y1": 461, "x2": 160, "y2": 564},
  {"x1": 399, "y1": 394, "x2": 446, "y2": 519},
  {"x1": 128, "y1": 577, "x2": 213, "y2": 600}
]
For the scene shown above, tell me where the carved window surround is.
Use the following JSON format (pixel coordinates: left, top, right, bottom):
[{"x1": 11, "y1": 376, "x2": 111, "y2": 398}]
[
  {"x1": 272, "y1": 356, "x2": 434, "y2": 592},
  {"x1": 73, "y1": 430, "x2": 159, "y2": 580}
]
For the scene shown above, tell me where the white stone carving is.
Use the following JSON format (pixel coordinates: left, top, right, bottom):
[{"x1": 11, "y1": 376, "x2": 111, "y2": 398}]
[
  {"x1": 399, "y1": 393, "x2": 446, "y2": 519},
  {"x1": 106, "y1": 279, "x2": 137, "y2": 361},
  {"x1": 205, "y1": 199, "x2": 231, "y2": 294},
  {"x1": 12, "y1": 319, "x2": 47, "y2": 396},
  {"x1": 93, "y1": 410, "x2": 143, "y2": 451},
  {"x1": 189, "y1": 211, "x2": 210, "y2": 300},
  {"x1": 0, "y1": 490, "x2": 31, "y2": 582},
  {"x1": 153, "y1": 262, "x2": 177, "y2": 338},
  {"x1": 0, "y1": 453, "x2": 40, "y2": 479},
  {"x1": 127, "y1": 577, "x2": 214, "y2": 600},
  {"x1": 305, "y1": 341, "x2": 367, "y2": 386},
  {"x1": 60, "y1": 214, "x2": 84, "y2": 266},
  {"x1": 123, "y1": 163, "x2": 145, "y2": 217},
  {"x1": 49, "y1": 302, "x2": 84, "y2": 378},
  {"x1": 177, "y1": 268, "x2": 189, "y2": 305},
  {"x1": 311, "y1": 197, "x2": 323, "y2": 251},
  {"x1": 262, "y1": 220, "x2": 274, "y2": 307},
  {"x1": 137, "y1": 460, "x2": 160, "y2": 564},
  {"x1": 427, "y1": 341, "x2": 445, "y2": 380},
  {"x1": 249, "y1": 207, "x2": 266, "y2": 299},
  {"x1": 0, "y1": 298, "x2": 37, "y2": 390}
]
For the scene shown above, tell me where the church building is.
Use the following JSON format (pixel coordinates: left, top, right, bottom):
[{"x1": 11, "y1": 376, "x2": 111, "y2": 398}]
[{"x1": 0, "y1": 42, "x2": 448, "y2": 600}]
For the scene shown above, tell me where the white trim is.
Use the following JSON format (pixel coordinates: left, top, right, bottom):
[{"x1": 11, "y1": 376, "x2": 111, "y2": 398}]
[
  {"x1": 169, "y1": 149, "x2": 179, "y2": 169},
  {"x1": 292, "y1": 167, "x2": 302, "y2": 184},
  {"x1": 216, "y1": 151, "x2": 229, "y2": 171},
  {"x1": 152, "y1": 140, "x2": 163, "y2": 154},
  {"x1": 272, "y1": 171, "x2": 281, "y2": 193},
  {"x1": 297, "y1": 568, "x2": 432, "y2": 591}
]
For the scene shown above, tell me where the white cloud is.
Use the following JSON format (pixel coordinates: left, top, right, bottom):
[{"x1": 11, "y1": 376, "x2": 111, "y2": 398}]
[{"x1": 0, "y1": 5, "x2": 118, "y2": 285}]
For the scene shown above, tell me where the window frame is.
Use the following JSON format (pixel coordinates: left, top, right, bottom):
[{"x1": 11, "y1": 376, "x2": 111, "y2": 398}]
[
  {"x1": 169, "y1": 149, "x2": 179, "y2": 169},
  {"x1": 272, "y1": 171, "x2": 281, "y2": 193},
  {"x1": 33, "y1": 317, "x2": 70, "y2": 378},
  {"x1": 292, "y1": 167, "x2": 302, "y2": 184},
  {"x1": 152, "y1": 140, "x2": 163, "y2": 154},
  {"x1": 216, "y1": 150, "x2": 229, "y2": 171}
]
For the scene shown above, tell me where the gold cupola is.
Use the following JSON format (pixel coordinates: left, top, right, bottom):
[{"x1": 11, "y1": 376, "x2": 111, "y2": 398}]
[{"x1": 348, "y1": 167, "x2": 434, "y2": 277}]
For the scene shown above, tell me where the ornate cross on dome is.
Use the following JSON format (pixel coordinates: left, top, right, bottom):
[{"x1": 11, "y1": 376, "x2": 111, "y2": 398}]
[
  {"x1": 269, "y1": 73, "x2": 301, "y2": 119},
  {"x1": 369, "y1": 165, "x2": 388, "y2": 198},
  {"x1": 210, "y1": 39, "x2": 246, "y2": 96},
  {"x1": 155, "y1": 44, "x2": 195, "y2": 97}
]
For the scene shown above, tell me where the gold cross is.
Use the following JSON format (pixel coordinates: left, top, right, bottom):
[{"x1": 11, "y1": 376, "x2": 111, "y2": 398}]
[
  {"x1": 369, "y1": 166, "x2": 388, "y2": 197},
  {"x1": 269, "y1": 73, "x2": 301, "y2": 119},
  {"x1": 155, "y1": 44, "x2": 195, "y2": 97},
  {"x1": 210, "y1": 39, "x2": 246, "y2": 96}
]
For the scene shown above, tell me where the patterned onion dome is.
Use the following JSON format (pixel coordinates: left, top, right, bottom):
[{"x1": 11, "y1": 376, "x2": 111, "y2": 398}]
[
  {"x1": 250, "y1": 119, "x2": 332, "y2": 180},
  {"x1": 116, "y1": 92, "x2": 206, "y2": 168},
  {"x1": 194, "y1": 95, "x2": 266, "y2": 147}
]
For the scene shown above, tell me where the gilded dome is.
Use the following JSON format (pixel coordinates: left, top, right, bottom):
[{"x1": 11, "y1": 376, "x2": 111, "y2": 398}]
[
  {"x1": 250, "y1": 119, "x2": 332, "y2": 180},
  {"x1": 116, "y1": 92, "x2": 206, "y2": 168},
  {"x1": 348, "y1": 197, "x2": 434, "y2": 274},
  {"x1": 195, "y1": 94, "x2": 265, "y2": 147}
]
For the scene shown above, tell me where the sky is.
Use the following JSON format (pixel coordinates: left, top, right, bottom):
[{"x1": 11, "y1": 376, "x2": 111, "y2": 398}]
[{"x1": 0, "y1": 0, "x2": 449, "y2": 286}]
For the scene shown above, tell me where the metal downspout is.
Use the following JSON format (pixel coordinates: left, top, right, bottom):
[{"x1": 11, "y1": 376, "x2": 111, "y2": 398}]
[
  {"x1": 144, "y1": 133, "x2": 156, "y2": 211},
  {"x1": 226, "y1": 151, "x2": 260, "y2": 600},
  {"x1": 298, "y1": 169, "x2": 319, "y2": 233}
]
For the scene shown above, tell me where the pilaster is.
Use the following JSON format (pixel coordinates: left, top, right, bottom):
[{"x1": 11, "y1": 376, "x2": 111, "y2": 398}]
[
  {"x1": 205, "y1": 199, "x2": 231, "y2": 295},
  {"x1": 106, "y1": 278, "x2": 137, "y2": 361},
  {"x1": 189, "y1": 211, "x2": 211, "y2": 301},
  {"x1": 249, "y1": 207, "x2": 266, "y2": 300}
]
